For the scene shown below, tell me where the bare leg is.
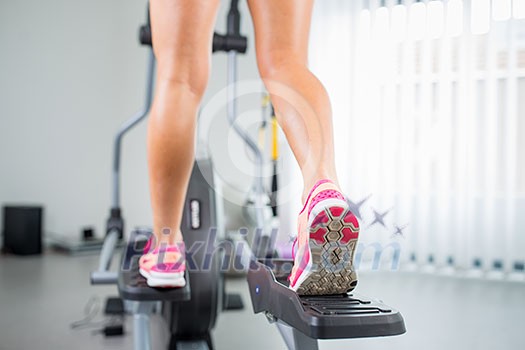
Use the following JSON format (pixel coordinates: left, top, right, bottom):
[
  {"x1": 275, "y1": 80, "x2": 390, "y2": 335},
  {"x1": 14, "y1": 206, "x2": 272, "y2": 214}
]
[
  {"x1": 148, "y1": 0, "x2": 219, "y2": 245},
  {"x1": 247, "y1": 0, "x2": 339, "y2": 203},
  {"x1": 247, "y1": 1, "x2": 360, "y2": 295}
]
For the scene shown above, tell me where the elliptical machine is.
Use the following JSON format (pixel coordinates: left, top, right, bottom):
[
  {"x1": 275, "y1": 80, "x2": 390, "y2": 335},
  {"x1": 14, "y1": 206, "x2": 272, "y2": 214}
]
[{"x1": 91, "y1": 2, "x2": 406, "y2": 350}]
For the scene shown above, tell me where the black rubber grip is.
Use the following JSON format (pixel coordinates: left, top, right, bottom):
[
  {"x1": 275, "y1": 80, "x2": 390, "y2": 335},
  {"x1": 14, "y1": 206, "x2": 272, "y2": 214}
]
[
  {"x1": 139, "y1": 25, "x2": 152, "y2": 46},
  {"x1": 212, "y1": 34, "x2": 247, "y2": 53},
  {"x1": 138, "y1": 24, "x2": 247, "y2": 54}
]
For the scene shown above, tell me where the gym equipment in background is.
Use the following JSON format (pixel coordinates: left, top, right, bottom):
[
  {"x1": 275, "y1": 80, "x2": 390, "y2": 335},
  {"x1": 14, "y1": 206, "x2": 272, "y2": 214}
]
[
  {"x1": 241, "y1": 94, "x2": 276, "y2": 237},
  {"x1": 91, "y1": 1, "x2": 406, "y2": 349},
  {"x1": 223, "y1": 0, "x2": 276, "y2": 259}
]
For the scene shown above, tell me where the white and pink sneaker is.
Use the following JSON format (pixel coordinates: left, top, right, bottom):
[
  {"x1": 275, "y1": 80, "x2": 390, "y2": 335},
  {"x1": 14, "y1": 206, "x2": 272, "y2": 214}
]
[
  {"x1": 288, "y1": 180, "x2": 360, "y2": 295},
  {"x1": 139, "y1": 238, "x2": 186, "y2": 288}
]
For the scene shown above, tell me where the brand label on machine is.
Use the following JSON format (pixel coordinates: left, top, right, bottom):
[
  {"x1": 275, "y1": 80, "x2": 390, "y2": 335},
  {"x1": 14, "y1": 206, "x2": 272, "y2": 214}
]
[{"x1": 190, "y1": 199, "x2": 201, "y2": 229}]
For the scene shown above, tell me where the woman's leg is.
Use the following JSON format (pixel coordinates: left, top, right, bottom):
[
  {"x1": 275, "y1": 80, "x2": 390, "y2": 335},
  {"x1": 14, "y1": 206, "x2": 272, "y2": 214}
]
[
  {"x1": 148, "y1": 0, "x2": 220, "y2": 246},
  {"x1": 247, "y1": 0, "x2": 359, "y2": 295},
  {"x1": 246, "y1": 0, "x2": 338, "y2": 203}
]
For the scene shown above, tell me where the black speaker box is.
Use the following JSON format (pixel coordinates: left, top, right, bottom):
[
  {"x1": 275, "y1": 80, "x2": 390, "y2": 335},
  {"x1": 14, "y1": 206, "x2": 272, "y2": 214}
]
[{"x1": 2, "y1": 206, "x2": 43, "y2": 255}]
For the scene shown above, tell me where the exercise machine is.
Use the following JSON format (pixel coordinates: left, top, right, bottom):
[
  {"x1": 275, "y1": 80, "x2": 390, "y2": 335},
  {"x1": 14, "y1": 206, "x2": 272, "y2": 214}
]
[{"x1": 91, "y1": 1, "x2": 406, "y2": 349}]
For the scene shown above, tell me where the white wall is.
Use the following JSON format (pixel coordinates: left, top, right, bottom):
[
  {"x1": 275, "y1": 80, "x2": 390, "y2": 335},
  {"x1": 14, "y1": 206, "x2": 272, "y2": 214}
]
[{"x1": 0, "y1": 0, "x2": 265, "y2": 240}]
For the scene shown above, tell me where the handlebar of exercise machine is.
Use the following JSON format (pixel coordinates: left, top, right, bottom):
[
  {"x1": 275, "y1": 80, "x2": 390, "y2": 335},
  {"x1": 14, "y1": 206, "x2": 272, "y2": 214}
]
[
  {"x1": 140, "y1": 27, "x2": 247, "y2": 54},
  {"x1": 91, "y1": 0, "x2": 257, "y2": 284},
  {"x1": 138, "y1": 4, "x2": 247, "y2": 54}
]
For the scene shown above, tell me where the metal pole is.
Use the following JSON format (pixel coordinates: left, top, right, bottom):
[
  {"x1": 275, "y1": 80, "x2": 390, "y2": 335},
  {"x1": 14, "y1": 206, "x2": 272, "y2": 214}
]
[
  {"x1": 276, "y1": 321, "x2": 319, "y2": 350},
  {"x1": 112, "y1": 50, "x2": 156, "y2": 208},
  {"x1": 276, "y1": 322, "x2": 297, "y2": 350},
  {"x1": 97, "y1": 229, "x2": 120, "y2": 271},
  {"x1": 133, "y1": 314, "x2": 151, "y2": 350}
]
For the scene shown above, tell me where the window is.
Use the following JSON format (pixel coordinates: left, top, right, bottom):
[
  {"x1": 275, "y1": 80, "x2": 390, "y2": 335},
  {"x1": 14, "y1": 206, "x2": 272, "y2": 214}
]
[{"x1": 310, "y1": 0, "x2": 525, "y2": 276}]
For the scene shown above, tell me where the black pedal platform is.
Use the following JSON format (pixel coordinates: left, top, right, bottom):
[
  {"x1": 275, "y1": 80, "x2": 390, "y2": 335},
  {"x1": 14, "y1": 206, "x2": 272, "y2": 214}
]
[
  {"x1": 117, "y1": 235, "x2": 191, "y2": 302},
  {"x1": 248, "y1": 259, "x2": 406, "y2": 339}
]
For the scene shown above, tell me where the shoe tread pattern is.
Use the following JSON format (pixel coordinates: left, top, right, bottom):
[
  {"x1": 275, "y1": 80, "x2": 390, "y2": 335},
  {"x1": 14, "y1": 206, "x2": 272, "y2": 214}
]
[{"x1": 296, "y1": 205, "x2": 359, "y2": 296}]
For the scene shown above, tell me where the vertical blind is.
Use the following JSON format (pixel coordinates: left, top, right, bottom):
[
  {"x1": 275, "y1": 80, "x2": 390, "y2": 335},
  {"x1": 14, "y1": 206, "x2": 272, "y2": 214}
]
[{"x1": 309, "y1": 0, "x2": 525, "y2": 278}]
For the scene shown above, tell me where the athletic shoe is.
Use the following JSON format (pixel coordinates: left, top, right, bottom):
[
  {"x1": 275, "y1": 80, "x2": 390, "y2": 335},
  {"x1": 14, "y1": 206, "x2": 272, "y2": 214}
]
[
  {"x1": 139, "y1": 238, "x2": 186, "y2": 288},
  {"x1": 288, "y1": 179, "x2": 360, "y2": 295}
]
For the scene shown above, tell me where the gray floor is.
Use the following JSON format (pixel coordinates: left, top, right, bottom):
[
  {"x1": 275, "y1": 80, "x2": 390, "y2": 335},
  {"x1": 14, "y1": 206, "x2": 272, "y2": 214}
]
[{"x1": 1, "y1": 252, "x2": 524, "y2": 350}]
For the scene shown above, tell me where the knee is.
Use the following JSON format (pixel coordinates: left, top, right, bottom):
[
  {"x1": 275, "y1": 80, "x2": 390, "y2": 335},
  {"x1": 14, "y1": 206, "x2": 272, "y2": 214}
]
[
  {"x1": 156, "y1": 54, "x2": 210, "y2": 99},
  {"x1": 256, "y1": 49, "x2": 307, "y2": 82}
]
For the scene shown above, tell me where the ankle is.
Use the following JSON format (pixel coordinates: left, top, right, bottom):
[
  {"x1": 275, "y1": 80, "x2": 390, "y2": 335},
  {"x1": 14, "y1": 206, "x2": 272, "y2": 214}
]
[
  {"x1": 153, "y1": 227, "x2": 184, "y2": 246},
  {"x1": 301, "y1": 177, "x2": 341, "y2": 205}
]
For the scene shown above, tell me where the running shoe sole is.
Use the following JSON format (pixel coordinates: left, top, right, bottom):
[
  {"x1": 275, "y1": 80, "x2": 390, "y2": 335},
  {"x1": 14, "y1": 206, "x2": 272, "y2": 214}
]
[
  {"x1": 293, "y1": 199, "x2": 360, "y2": 295},
  {"x1": 139, "y1": 269, "x2": 186, "y2": 288}
]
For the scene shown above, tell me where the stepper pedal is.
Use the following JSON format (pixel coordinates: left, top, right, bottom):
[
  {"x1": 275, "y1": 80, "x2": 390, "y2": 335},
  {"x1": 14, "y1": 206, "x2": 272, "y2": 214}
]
[
  {"x1": 117, "y1": 236, "x2": 191, "y2": 302},
  {"x1": 248, "y1": 259, "x2": 406, "y2": 339}
]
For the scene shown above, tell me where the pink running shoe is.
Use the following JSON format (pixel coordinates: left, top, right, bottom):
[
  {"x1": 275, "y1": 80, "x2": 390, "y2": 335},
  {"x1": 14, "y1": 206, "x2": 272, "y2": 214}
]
[
  {"x1": 139, "y1": 238, "x2": 186, "y2": 288},
  {"x1": 288, "y1": 180, "x2": 360, "y2": 295}
]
